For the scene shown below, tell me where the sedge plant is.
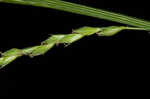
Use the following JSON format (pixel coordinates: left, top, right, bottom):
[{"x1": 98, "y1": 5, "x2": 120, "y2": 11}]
[{"x1": 0, "y1": 0, "x2": 150, "y2": 69}]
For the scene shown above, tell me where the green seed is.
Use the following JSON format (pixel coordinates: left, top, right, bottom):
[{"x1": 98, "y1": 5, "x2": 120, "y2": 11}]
[
  {"x1": 59, "y1": 34, "x2": 84, "y2": 44},
  {"x1": 74, "y1": 26, "x2": 101, "y2": 36},
  {"x1": 2, "y1": 48, "x2": 22, "y2": 57},
  {"x1": 99, "y1": 26, "x2": 125, "y2": 36},
  {"x1": 22, "y1": 46, "x2": 40, "y2": 55},
  {"x1": 0, "y1": 55, "x2": 19, "y2": 69},
  {"x1": 29, "y1": 44, "x2": 54, "y2": 57},
  {"x1": 42, "y1": 34, "x2": 65, "y2": 44}
]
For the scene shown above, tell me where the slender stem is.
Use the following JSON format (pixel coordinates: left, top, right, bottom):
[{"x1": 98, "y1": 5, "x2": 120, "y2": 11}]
[
  {"x1": 1, "y1": 0, "x2": 150, "y2": 30},
  {"x1": 125, "y1": 27, "x2": 148, "y2": 30}
]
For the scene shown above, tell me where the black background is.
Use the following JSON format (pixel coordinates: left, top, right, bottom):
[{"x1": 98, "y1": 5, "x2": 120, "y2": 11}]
[{"x1": 0, "y1": 0, "x2": 149, "y2": 97}]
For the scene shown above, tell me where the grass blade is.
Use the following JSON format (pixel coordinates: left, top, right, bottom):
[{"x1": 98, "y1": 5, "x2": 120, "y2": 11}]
[{"x1": 1, "y1": 0, "x2": 150, "y2": 29}]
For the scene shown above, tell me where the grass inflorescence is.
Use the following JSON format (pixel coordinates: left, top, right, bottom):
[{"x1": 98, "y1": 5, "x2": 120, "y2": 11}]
[{"x1": 0, "y1": 26, "x2": 148, "y2": 69}]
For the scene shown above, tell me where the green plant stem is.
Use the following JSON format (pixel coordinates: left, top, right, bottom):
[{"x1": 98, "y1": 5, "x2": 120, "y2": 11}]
[
  {"x1": 1, "y1": 0, "x2": 150, "y2": 30},
  {"x1": 0, "y1": 26, "x2": 147, "y2": 69}
]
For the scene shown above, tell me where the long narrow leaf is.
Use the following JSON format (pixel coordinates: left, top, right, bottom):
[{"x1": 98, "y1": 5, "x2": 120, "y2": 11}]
[{"x1": 1, "y1": 0, "x2": 150, "y2": 30}]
